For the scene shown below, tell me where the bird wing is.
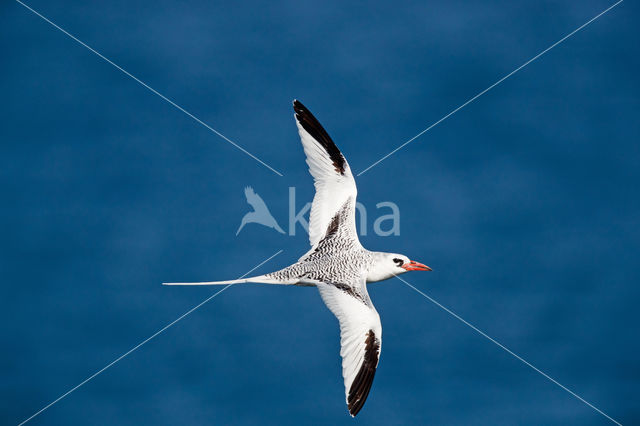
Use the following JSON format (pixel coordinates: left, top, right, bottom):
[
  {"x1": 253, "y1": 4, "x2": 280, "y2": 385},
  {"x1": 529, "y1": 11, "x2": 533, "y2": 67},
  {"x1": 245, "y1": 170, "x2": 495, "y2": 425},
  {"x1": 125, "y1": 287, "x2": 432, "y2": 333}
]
[
  {"x1": 293, "y1": 100, "x2": 358, "y2": 248},
  {"x1": 316, "y1": 280, "x2": 382, "y2": 417}
]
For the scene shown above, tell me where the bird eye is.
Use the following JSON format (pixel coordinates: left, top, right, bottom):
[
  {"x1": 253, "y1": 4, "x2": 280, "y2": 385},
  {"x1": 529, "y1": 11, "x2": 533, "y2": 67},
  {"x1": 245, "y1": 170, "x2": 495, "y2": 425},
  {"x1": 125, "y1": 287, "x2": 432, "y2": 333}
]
[{"x1": 393, "y1": 258, "x2": 403, "y2": 266}]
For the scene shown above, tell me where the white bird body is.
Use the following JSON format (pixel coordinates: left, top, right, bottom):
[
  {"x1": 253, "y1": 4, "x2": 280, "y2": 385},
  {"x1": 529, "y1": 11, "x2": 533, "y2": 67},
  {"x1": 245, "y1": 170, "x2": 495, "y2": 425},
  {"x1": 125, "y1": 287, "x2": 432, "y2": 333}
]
[{"x1": 165, "y1": 100, "x2": 431, "y2": 416}]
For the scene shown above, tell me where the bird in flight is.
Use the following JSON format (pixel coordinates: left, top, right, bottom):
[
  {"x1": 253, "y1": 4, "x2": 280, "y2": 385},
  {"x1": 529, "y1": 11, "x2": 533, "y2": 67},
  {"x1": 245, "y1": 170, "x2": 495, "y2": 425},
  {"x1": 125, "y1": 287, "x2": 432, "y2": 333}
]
[
  {"x1": 236, "y1": 186, "x2": 285, "y2": 235},
  {"x1": 165, "y1": 100, "x2": 431, "y2": 416}
]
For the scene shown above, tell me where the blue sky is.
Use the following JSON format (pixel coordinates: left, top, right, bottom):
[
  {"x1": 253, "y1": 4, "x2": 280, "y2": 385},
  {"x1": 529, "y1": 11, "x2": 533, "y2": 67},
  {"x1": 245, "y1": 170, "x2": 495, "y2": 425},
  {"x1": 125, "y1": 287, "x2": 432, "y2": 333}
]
[{"x1": 1, "y1": 1, "x2": 638, "y2": 424}]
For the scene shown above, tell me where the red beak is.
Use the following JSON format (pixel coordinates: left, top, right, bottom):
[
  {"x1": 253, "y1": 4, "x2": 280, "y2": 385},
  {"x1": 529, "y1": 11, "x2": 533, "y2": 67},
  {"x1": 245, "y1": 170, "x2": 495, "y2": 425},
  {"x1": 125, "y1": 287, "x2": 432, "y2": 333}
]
[{"x1": 402, "y1": 260, "x2": 432, "y2": 271}]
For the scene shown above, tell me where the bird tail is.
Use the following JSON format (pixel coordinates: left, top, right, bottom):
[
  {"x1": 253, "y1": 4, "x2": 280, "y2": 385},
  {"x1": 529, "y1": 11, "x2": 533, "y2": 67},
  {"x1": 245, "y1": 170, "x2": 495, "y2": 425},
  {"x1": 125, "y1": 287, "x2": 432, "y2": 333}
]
[{"x1": 163, "y1": 274, "x2": 296, "y2": 286}]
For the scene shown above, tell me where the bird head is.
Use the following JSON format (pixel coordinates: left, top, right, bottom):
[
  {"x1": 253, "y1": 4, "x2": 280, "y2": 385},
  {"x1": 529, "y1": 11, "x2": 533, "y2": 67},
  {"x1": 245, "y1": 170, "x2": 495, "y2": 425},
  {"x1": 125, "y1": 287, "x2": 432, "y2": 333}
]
[{"x1": 366, "y1": 252, "x2": 431, "y2": 283}]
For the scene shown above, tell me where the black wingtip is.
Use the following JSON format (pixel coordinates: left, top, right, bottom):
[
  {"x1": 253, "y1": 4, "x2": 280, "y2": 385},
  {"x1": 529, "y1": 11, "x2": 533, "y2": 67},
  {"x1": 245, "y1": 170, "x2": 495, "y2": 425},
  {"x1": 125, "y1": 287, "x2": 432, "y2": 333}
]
[
  {"x1": 292, "y1": 99, "x2": 307, "y2": 114},
  {"x1": 293, "y1": 99, "x2": 304, "y2": 111},
  {"x1": 291, "y1": 100, "x2": 347, "y2": 175},
  {"x1": 347, "y1": 330, "x2": 380, "y2": 417}
]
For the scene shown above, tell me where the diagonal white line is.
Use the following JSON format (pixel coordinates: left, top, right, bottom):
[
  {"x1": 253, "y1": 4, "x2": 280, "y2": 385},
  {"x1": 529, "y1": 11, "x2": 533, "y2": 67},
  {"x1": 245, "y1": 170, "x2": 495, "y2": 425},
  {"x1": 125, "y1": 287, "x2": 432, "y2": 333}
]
[
  {"x1": 395, "y1": 275, "x2": 622, "y2": 425},
  {"x1": 357, "y1": 0, "x2": 623, "y2": 176},
  {"x1": 14, "y1": 0, "x2": 284, "y2": 177},
  {"x1": 18, "y1": 249, "x2": 284, "y2": 426}
]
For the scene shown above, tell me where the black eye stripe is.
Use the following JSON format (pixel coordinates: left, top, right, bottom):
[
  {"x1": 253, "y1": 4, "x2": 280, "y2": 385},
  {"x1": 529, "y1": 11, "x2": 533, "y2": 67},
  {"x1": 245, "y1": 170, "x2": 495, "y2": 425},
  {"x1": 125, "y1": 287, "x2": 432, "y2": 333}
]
[{"x1": 393, "y1": 258, "x2": 403, "y2": 266}]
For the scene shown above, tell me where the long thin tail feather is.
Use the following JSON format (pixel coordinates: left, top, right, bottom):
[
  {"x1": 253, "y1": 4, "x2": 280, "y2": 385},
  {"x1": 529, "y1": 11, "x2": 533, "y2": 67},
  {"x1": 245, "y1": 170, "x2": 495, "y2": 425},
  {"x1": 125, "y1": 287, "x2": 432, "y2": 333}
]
[{"x1": 163, "y1": 274, "x2": 296, "y2": 286}]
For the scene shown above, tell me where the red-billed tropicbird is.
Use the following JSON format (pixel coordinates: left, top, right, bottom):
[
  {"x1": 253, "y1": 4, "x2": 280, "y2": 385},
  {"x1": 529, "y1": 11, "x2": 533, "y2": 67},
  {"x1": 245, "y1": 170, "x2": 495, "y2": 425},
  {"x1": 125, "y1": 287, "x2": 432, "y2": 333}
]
[{"x1": 164, "y1": 100, "x2": 431, "y2": 416}]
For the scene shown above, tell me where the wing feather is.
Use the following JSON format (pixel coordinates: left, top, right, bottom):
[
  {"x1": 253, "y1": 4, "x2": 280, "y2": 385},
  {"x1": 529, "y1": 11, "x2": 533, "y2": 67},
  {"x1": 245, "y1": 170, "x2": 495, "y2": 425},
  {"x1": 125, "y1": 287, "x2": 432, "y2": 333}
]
[
  {"x1": 316, "y1": 281, "x2": 382, "y2": 417},
  {"x1": 293, "y1": 100, "x2": 358, "y2": 248}
]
